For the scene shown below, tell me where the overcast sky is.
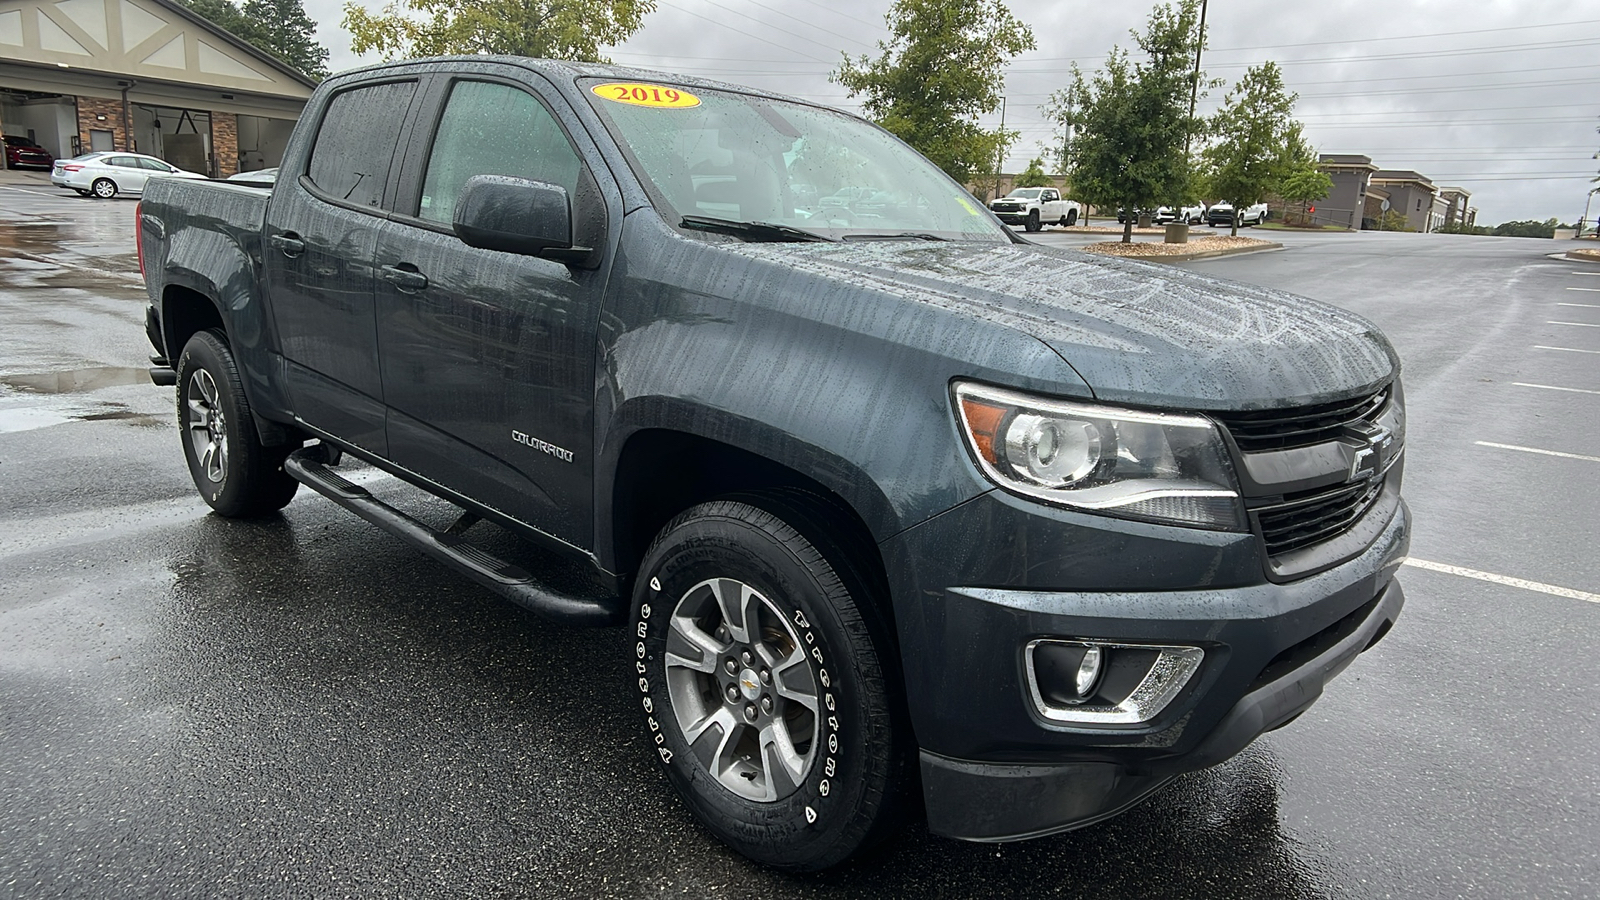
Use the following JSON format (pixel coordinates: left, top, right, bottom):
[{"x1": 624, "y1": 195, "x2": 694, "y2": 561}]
[{"x1": 303, "y1": 0, "x2": 1599, "y2": 224}]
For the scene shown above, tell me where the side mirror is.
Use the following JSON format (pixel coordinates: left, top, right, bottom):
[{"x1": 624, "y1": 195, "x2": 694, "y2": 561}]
[{"x1": 454, "y1": 175, "x2": 573, "y2": 256}]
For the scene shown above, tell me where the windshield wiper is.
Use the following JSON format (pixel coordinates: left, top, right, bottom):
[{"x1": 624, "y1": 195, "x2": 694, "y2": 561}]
[
  {"x1": 839, "y1": 232, "x2": 952, "y2": 242},
  {"x1": 679, "y1": 215, "x2": 836, "y2": 243}
]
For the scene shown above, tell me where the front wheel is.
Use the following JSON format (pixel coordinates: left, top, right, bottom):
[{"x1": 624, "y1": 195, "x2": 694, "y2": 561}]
[
  {"x1": 1025, "y1": 209, "x2": 1041, "y2": 232},
  {"x1": 629, "y1": 496, "x2": 909, "y2": 870},
  {"x1": 176, "y1": 329, "x2": 299, "y2": 516},
  {"x1": 91, "y1": 178, "x2": 117, "y2": 199},
  {"x1": 1065, "y1": 209, "x2": 1078, "y2": 227}
]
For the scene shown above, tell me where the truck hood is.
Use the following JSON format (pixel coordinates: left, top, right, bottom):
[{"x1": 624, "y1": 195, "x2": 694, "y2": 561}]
[{"x1": 725, "y1": 240, "x2": 1397, "y2": 410}]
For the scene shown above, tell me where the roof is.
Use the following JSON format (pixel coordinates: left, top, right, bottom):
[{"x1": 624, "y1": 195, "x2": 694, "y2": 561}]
[
  {"x1": 145, "y1": 0, "x2": 318, "y2": 89},
  {"x1": 1371, "y1": 170, "x2": 1436, "y2": 188},
  {"x1": 1319, "y1": 154, "x2": 1378, "y2": 170}
]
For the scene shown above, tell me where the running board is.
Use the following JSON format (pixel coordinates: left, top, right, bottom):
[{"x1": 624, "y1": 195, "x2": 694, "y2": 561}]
[{"x1": 284, "y1": 447, "x2": 624, "y2": 627}]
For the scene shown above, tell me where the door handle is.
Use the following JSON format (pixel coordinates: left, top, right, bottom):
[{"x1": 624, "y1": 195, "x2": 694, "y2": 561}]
[
  {"x1": 381, "y1": 264, "x2": 429, "y2": 292},
  {"x1": 268, "y1": 233, "x2": 305, "y2": 257}
]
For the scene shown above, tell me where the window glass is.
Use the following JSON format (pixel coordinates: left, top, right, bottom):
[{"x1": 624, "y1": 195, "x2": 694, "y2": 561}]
[
  {"x1": 307, "y1": 80, "x2": 416, "y2": 208},
  {"x1": 137, "y1": 158, "x2": 171, "y2": 171},
  {"x1": 418, "y1": 81, "x2": 581, "y2": 225},
  {"x1": 108, "y1": 156, "x2": 136, "y2": 168}
]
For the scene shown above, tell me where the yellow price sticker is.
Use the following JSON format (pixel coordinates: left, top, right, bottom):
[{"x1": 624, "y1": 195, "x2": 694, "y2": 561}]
[
  {"x1": 592, "y1": 82, "x2": 701, "y2": 109},
  {"x1": 955, "y1": 195, "x2": 982, "y2": 216}
]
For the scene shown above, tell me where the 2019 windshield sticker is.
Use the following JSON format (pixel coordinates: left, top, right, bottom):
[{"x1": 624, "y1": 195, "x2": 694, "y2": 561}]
[{"x1": 592, "y1": 83, "x2": 701, "y2": 109}]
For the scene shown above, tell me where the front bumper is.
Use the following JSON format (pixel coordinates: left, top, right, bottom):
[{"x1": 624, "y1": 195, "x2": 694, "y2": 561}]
[
  {"x1": 883, "y1": 486, "x2": 1409, "y2": 841},
  {"x1": 991, "y1": 210, "x2": 1029, "y2": 224}
]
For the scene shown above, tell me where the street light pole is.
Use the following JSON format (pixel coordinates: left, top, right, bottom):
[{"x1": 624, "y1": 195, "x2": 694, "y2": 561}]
[
  {"x1": 1582, "y1": 187, "x2": 1598, "y2": 238},
  {"x1": 1183, "y1": 0, "x2": 1208, "y2": 162},
  {"x1": 993, "y1": 95, "x2": 1007, "y2": 201}
]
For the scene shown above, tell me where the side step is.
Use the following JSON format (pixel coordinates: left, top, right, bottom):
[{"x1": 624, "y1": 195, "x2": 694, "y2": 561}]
[{"x1": 284, "y1": 447, "x2": 624, "y2": 627}]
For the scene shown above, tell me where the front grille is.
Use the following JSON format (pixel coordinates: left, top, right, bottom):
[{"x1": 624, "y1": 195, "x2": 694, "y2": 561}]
[
  {"x1": 1251, "y1": 476, "x2": 1386, "y2": 557},
  {"x1": 1214, "y1": 388, "x2": 1389, "y2": 452}
]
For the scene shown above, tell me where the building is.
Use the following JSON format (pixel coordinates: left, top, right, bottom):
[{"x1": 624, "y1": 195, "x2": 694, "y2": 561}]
[
  {"x1": 1369, "y1": 170, "x2": 1438, "y2": 233},
  {"x1": 0, "y1": 0, "x2": 315, "y2": 176},
  {"x1": 1437, "y1": 186, "x2": 1474, "y2": 231},
  {"x1": 1316, "y1": 153, "x2": 1379, "y2": 231}
]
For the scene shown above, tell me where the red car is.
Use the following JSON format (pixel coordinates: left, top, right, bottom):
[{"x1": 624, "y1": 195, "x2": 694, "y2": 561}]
[{"x1": 3, "y1": 135, "x2": 56, "y2": 170}]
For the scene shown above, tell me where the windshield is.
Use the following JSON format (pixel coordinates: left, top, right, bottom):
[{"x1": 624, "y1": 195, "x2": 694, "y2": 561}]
[
  {"x1": 1006, "y1": 189, "x2": 1042, "y2": 199},
  {"x1": 583, "y1": 79, "x2": 1008, "y2": 242}
]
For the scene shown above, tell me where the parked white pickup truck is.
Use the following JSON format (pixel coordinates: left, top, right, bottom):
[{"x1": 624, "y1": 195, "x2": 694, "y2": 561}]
[
  {"x1": 989, "y1": 187, "x2": 1080, "y2": 232},
  {"x1": 1206, "y1": 202, "x2": 1269, "y2": 228},
  {"x1": 1155, "y1": 204, "x2": 1206, "y2": 225}
]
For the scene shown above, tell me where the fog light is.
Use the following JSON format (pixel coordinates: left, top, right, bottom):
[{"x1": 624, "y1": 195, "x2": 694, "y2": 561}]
[
  {"x1": 1025, "y1": 639, "x2": 1204, "y2": 725},
  {"x1": 1075, "y1": 645, "x2": 1103, "y2": 696}
]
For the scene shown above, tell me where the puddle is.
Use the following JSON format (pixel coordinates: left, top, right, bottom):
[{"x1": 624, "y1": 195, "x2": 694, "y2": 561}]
[
  {"x1": 0, "y1": 223, "x2": 62, "y2": 252},
  {"x1": 1, "y1": 367, "x2": 150, "y2": 394},
  {"x1": 0, "y1": 406, "x2": 77, "y2": 433}
]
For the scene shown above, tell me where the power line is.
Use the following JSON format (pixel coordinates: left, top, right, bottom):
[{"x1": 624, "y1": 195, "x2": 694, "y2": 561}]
[
  {"x1": 1202, "y1": 17, "x2": 1600, "y2": 53},
  {"x1": 656, "y1": 2, "x2": 829, "y2": 63},
  {"x1": 1006, "y1": 37, "x2": 1600, "y2": 74}
]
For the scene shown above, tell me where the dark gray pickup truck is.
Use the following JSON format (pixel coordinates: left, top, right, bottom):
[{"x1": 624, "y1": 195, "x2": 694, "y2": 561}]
[{"x1": 138, "y1": 56, "x2": 1408, "y2": 870}]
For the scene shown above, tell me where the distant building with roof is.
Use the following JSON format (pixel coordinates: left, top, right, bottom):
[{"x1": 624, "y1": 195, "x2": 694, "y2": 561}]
[
  {"x1": 0, "y1": 0, "x2": 315, "y2": 176},
  {"x1": 1316, "y1": 154, "x2": 1379, "y2": 231},
  {"x1": 1370, "y1": 170, "x2": 1438, "y2": 233}
]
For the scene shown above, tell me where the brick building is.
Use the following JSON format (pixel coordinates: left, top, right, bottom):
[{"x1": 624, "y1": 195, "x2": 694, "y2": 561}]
[{"x1": 1, "y1": 0, "x2": 314, "y2": 177}]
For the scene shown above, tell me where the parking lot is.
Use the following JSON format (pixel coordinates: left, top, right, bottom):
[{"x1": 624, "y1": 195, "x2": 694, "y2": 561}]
[{"x1": 2, "y1": 180, "x2": 1597, "y2": 899}]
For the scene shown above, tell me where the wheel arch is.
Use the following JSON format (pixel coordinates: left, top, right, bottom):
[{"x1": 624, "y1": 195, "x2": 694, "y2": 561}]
[{"x1": 601, "y1": 420, "x2": 895, "y2": 619}]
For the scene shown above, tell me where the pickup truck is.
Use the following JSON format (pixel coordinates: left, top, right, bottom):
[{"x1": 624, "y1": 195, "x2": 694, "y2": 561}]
[
  {"x1": 988, "y1": 186, "x2": 1079, "y2": 231},
  {"x1": 138, "y1": 56, "x2": 1409, "y2": 871},
  {"x1": 1207, "y1": 201, "x2": 1270, "y2": 228}
]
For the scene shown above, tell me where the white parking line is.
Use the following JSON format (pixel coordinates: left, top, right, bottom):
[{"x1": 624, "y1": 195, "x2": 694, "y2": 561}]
[
  {"x1": 1513, "y1": 382, "x2": 1600, "y2": 395},
  {"x1": 1534, "y1": 345, "x2": 1600, "y2": 354},
  {"x1": 1404, "y1": 559, "x2": 1599, "y2": 605},
  {"x1": 1548, "y1": 321, "x2": 1600, "y2": 327},
  {"x1": 1475, "y1": 441, "x2": 1600, "y2": 463},
  {"x1": 1567, "y1": 286, "x2": 1600, "y2": 292},
  {"x1": 0, "y1": 186, "x2": 68, "y2": 198},
  {"x1": 1557, "y1": 302, "x2": 1600, "y2": 308}
]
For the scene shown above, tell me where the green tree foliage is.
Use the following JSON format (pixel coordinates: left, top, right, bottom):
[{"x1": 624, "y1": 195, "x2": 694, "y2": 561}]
[
  {"x1": 833, "y1": 0, "x2": 1034, "y2": 187},
  {"x1": 1376, "y1": 209, "x2": 1411, "y2": 232},
  {"x1": 179, "y1": 0, "x2": 330, "y2": 79},
  {"x1": 1043, "y1": 1, "x2": 1206, "y2": 242},
  {"x1": 1492, "y1": 219, "x2": 1558, "y2": 238},
  {"x1": 1014, "y1": 157, "x2": 1052, "y2": 188},
  {"x1": 1200, "y1": 61, "x2": 1304, "y2": 236},
  {"x1": 342, "y1": 0, "x2": 656, "y2": 62},
  {"x1": 1276, "y1": 141, "x2": 1332, "y2": 225}
]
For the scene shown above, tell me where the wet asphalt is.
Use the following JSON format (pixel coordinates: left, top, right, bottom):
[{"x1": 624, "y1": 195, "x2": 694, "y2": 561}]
[{"x1": 1, "y1": 182, "x2": 1596, "y2": 899}]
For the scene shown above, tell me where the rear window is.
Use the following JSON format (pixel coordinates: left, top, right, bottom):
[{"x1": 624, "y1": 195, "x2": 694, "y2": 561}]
[{"x1": 307, "y1": 80, "x2": 417, "y2": 209}]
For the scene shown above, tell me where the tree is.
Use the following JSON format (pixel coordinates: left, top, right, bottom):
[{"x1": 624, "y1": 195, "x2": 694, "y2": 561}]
[
  {"x1": 1376, "y1": 209, "x2": 1411, "y2": 232},
  {"x1": 1200, "y1": 61, "x2": 1304, "y2": 236},
  {"x1": 178, "y1": 0, "x2": 329, "y2": 79},
  {"x1": 1043, "y1": 1, "x2": 1207, "y2": 242},
  {"x1": 1014, "y1": 157, "x2": 1052, "y2": 189},
  {"x1": 1276, "y1": 139, "x2": 1332, "y2": 226},
  {"x1": 832, "y1": 0, "x2": 1034, "y2": 188},
  {"x1": 342, "y1": 0, "x2": 657, "y2": 62}
]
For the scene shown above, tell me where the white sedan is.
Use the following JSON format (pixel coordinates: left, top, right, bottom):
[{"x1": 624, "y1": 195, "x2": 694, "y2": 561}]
[{"x1": 51, "y1": 152, "x2": 207, "y2": 199}]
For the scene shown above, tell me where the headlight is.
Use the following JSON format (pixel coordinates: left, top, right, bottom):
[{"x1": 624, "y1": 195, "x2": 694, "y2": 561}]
[{"x1": 953, "y1": 381, "x2": 1246, "y2": 530}]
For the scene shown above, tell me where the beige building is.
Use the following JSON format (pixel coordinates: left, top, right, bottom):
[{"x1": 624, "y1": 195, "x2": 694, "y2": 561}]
[{"x1": 0, "y1": 0, "x2": 314, "y2": 176}]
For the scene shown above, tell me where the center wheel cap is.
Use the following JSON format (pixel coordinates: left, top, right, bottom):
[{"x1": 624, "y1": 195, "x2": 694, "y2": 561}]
[{"x1": 737, "y1": 667, "x2": 762, "y2": 702}]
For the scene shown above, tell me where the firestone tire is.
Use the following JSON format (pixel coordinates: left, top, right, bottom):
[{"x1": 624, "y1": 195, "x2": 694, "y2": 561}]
[
  {"x1": 175, "y1": 329, "x2": 299, "y2": 517},
  {"x1": 629, "y1": 495, "x2": 910, "y2": 871},
  {"x1": 91, "y1": 177, "x2": 117, "y2": 199}
]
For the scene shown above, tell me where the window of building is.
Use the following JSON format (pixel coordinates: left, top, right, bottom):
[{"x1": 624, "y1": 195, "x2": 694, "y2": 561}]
[
  {"x1": 307, "y1": 80, "x2": 417, "y2": 209},
  {"x1": 418, "y1": 81, "x2": 581, "y2": 225}
]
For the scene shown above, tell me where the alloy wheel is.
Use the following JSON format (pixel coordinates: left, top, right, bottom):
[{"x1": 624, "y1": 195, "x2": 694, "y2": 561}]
[
  {"x1": 185, "y1": 368, "x2": 228, "y2": 483},
  {"x1": 664, "y1": 577, "x2": 820, "y2": 802}
]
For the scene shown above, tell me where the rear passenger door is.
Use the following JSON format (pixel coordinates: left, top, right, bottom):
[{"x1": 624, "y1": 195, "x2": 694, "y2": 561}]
[
  {"x1": 374, "y1": 71, "x2": 612, "y2": 549},
  {"x1": 104, "y1": 156, "x2": 150, "y2": 193},
  {"x1": 263, "y1": 77, "x2": 423, "y2": 455}
]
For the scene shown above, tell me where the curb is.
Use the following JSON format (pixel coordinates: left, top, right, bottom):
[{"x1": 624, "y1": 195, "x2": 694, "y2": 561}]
[
  {"x1": 1082, "y1": 241, "x2": 1284, "y2": 263},
  {"x1": 1565, "y1": 249, "x2": 1600, "y2": 264}
]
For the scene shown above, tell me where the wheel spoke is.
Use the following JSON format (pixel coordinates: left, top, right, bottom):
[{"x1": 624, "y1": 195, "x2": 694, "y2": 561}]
[
  {"x1": 664, "y1": 613, "x2": 724, "y2": 673},
  {"x1": 772, "y1": 646, "x2": 819, "y2": 714},
  {"x1": 186, "y1": 398, "x2": 209, "y2": 429},
  {"x1": 759, "y1": 720, "x2": 808, "y2": 800},
  {"x1": 685, "y1": 706, "x2": 741, "y2": 775},
  {"x1": 197, "y1": 371, "x2": 216, "y2": 406},
  {"x1": 200, "y1": 441, "x2": 220, "y2": 480},
  {"x1": 711, "y1": 578, "x2": 755, "y2": 643}
]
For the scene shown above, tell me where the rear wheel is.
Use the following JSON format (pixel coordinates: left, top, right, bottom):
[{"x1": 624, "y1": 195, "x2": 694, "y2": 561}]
[
  {"x1": 630, "y1": 495, "x2": 909, "y2": 870},
  {"x1": 91, "y1": 178, "x2": 117, "y2": 199},
  {"x1": 176, "y1": 329, "x2": 299, "y2": 516}
]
